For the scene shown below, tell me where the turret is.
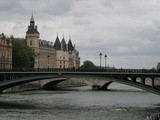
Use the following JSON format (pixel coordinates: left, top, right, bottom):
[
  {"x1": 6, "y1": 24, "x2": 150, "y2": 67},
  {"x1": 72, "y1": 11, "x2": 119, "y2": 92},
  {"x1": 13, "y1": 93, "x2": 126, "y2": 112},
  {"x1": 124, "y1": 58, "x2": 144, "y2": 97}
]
[
  {"x1": 26, "y1": 14, "x2": 39, "y2": 34},
  {"x1": 61, "y1": 37, "x2": 67, "y2": 51},
  {"x1": 68, "y1": 39, "x2": 73, "y2": 51},
  {"x1": 26, "y1": 14, "x2": 40, "y2": 68},
  {"x1": 54, "y1": 35, "x2": 61, "y2": 50}
]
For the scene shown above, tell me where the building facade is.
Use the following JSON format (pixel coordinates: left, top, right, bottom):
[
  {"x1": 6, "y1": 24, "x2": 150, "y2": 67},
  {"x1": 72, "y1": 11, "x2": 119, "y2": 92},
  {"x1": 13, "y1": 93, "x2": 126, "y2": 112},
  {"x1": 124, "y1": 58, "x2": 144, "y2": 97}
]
[
  {"x1": 0, "y1": 33, "x2": 12, "y2": 69},
  {"x1": 26, "y1": 15, "x2": 80, "y2": 69}
]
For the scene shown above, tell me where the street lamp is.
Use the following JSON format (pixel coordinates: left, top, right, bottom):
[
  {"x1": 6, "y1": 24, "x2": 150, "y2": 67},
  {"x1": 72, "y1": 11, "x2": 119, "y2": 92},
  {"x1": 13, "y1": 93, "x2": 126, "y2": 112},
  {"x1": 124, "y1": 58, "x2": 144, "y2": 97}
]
[
  {"x1": 47, "y1": 55, "x2": 50, "y2": 70},
  {"x1": 105, "y1": 54, "x2": 107, "y2": 69},
  {"x1": 99, "y1": 52, "x2": 102, "y2": 69},
  {"x1": 37, "y1": 53, "x2": 40, "y2": 71}
]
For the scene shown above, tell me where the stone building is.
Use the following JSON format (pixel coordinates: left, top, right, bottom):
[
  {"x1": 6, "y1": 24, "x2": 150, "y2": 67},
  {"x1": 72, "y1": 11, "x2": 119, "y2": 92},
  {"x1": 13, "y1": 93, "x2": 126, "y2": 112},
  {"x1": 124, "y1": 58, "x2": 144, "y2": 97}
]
[
  {"x1": 26, "y1": 14, "x2": 80, "y2": 69},
  {"x1": 54, "y1": 36, "x2": 80, "y2": 69},
  {"x1": 0, "y1": 33, "x2": 12, "y2": 69}
]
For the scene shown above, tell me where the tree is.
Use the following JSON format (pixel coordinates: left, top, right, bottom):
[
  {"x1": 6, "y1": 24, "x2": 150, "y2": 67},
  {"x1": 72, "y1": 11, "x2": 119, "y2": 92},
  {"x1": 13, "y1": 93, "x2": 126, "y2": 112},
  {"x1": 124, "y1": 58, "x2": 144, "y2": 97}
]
[
  {"x1": 11, "y1": 37, "x2": 36, "y2": 68},
  {"x1": 81, "y1": 60, "x2": 97, "y2": 69}
]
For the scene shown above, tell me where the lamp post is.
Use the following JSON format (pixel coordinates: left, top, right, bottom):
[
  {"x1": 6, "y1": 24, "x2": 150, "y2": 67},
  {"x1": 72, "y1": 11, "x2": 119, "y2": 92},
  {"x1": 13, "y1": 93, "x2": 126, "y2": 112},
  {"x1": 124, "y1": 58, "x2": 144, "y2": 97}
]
[
  {"x1": 47, "y1": 55, "x2": 50, "y2": 70},
  {"x1": 105, "y1": 54, "x2": 107, "y2": 69},
  {"x1": 37, "y1": 53, "x2": 40, "y2": 71},
  {"x1": 99, "y1": 52, "x2": 102, "y2": 69}
]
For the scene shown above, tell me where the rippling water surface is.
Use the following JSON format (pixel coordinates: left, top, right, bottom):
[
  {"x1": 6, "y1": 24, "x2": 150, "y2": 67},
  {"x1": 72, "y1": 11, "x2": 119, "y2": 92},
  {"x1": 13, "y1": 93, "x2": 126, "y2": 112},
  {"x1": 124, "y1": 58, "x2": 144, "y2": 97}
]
[{"x1": 0, "y1": 83, "x2": 160, "y2": 120}]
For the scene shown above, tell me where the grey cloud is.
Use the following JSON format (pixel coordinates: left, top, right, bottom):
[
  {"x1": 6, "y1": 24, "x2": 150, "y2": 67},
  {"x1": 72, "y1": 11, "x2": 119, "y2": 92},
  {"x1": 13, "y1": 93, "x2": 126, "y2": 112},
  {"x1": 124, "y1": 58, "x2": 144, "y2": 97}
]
[
  {"x1": 0, "y1": 0, "x2": 160, "y2": 68},
  {"x1": 103, "y1": 2, "x2": 114, "y2": 8},
  {"x1": 73, "y1": 18, "x2": 92, "y2": 25},
  {"x1": 40, "y1": 0, "x2": 74, "y2": 16},
  {"x1": 72, "y1": 11, "x2": 89, "y2": 18},
  {"x1": 42, "y1": 25, "x2": 47, "y2": 30},
  {"x1": 0, "y1": 0, "x2": 75, "y2": 19},
  {"x1": 0, "y1": 1, "x2": 21, "y2": 12}
]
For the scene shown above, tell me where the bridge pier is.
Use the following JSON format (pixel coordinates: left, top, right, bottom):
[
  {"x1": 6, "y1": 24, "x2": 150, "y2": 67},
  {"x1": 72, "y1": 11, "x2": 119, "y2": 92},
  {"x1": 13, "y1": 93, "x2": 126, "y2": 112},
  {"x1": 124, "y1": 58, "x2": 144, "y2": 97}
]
[
  {"x1": 92, "y1": 85, "x2": 101, "y2": 90},
  {"x1": 131, "y1": 77, "x2": 136, "y2": 82},
  {"x1": 141, "y1": 77, "x2": 146, "y2": 85}
]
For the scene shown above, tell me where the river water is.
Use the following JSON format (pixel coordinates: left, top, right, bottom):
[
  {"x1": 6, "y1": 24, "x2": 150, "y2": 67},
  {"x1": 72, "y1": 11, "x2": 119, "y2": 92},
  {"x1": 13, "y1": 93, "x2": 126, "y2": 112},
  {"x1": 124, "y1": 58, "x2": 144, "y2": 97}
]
[{"x1": 0, "y1": 83, "x2": 160, "y2": 120}]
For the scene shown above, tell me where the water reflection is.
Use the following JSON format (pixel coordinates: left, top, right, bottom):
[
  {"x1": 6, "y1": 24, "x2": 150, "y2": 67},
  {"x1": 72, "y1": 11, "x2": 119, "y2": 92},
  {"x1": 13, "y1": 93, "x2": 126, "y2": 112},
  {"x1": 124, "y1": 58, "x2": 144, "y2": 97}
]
[{"x1": 0, "y1": 101, "x2": 37, "y2": 109}]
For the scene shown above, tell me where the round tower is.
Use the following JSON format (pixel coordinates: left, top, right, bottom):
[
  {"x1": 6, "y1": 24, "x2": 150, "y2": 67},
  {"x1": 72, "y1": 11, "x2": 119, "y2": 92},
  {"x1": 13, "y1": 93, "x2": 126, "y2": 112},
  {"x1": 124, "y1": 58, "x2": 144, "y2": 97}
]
[{"x1": 26, "y1": 14, "x2": 40, "y2": 68}]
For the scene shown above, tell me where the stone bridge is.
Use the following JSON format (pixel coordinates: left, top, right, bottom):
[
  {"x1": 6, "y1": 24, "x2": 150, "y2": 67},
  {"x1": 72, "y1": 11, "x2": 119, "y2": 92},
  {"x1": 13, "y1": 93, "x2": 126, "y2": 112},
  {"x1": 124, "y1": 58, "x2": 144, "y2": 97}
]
[{"x1": 0, "y1": 71, "x2": 160, "y2": 95}]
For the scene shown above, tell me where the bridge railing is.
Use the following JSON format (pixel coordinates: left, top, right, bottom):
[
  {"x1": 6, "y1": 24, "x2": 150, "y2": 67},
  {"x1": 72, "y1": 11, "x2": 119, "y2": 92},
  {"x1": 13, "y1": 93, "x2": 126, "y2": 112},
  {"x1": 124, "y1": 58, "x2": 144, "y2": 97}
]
[{"x1": 0, "y1": 68, "x2": 159, "y2": 73}]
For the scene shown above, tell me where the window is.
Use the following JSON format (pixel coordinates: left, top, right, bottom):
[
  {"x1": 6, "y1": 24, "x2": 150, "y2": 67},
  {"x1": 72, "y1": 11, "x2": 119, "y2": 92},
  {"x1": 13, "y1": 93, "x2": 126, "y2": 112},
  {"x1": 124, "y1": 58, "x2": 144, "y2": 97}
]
[{"x1": 30, "y1": 41, "x2": 32, "y2": 46}]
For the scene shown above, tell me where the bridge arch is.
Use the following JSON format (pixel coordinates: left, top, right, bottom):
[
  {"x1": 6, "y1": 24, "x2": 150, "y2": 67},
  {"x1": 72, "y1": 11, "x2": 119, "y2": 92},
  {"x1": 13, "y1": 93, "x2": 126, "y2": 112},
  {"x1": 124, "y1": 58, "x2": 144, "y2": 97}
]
[
  {"x1": 42, "y1": 78, "x2": 69, "y2": 90},
  {"x1": 100, "y1": 81, "x2": 113, "y2": 90}
]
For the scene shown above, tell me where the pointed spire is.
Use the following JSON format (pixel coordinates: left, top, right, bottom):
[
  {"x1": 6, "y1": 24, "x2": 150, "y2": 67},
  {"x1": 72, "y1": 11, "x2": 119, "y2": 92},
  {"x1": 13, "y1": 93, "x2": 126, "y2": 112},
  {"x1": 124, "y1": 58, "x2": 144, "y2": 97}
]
[
  {"x1": 26, "y1": 12, "x2": 39, "y2": 34},
  {"x1": 54, "y1": 36, "x2": 61, "y2": 50},
  {"x1": 68, "y1": 39, "x2": 73, "y2": 51},
  {"x1": 30, "y1": 12, "x2": 34, "y2": 22},
  {"x1": 61, "y1": 36, "x2": 67, "y2": 51}
]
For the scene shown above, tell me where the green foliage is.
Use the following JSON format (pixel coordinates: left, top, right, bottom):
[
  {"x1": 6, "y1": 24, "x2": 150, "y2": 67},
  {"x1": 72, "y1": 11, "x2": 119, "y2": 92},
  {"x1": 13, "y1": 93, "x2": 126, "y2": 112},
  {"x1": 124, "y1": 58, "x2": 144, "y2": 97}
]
[
  {"x1": 81, "y1": 60, "x2": 97, "y2": 69},
  {"x1": 11, "y1": 37, "x2": 36, "y2": 68}
]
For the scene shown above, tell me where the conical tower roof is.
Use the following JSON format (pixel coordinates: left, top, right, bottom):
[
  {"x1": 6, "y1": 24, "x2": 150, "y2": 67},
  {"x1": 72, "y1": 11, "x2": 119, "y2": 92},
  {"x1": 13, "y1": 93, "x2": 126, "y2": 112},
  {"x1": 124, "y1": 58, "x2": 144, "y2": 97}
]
[
  {"x1": 61, "y1": 37, "x2": 67, "y2": 51},
  {"x1": 54, "y1": 36, "x2": 61, "y2": 50},
  {"x1": 68, "y1": 39, "x2": 73, "y2": 51}
]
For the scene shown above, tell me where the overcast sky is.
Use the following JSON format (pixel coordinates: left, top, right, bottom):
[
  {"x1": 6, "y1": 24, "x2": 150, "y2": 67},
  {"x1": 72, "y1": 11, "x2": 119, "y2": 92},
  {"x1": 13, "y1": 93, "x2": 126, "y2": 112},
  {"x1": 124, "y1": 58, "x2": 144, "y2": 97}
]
[{"x1": 0, "y1": 0, "x2": 160, "y2": 68}]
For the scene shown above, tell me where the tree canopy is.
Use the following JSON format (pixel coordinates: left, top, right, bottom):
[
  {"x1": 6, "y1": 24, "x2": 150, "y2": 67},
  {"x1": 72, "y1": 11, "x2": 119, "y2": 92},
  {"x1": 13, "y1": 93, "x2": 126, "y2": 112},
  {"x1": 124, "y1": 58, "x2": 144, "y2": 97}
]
[
  {"x1": 81, "y1": 60, "x2": 97, "y2": 69},
  {"x1": 11, "y1": 37, "x2": 36, "y2": 68}
]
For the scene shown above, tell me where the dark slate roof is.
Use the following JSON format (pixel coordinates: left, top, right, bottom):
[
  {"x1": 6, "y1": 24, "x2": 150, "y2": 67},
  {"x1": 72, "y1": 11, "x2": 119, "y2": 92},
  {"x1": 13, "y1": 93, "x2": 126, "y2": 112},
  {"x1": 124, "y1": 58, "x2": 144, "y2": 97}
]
[
  {"x1": 54, "y1": 36, "x2": 61, "y2": 50},
  {"x1": 61, "y1": 37, "x2": 67, "y2": 51},
  {"x1": 26, "y1": 15, "x2": 39, "y2": 34},
  {"x1": 68, "y1": 39, "x2": 73, "y2": 51},
  {"x1": 26, "y1": 26, "x2": 39, "y2": 34}
]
